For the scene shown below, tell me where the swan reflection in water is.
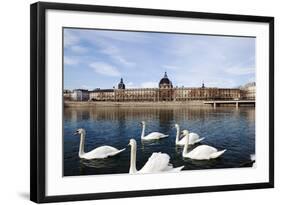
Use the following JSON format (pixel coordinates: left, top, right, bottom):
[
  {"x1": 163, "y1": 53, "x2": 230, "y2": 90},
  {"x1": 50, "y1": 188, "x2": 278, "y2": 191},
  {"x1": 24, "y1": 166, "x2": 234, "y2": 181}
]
[
  {"x1": 64, "y1": 106, "x2": 255, "y2": 176},
  {"x1": 80, "y1": 157, "x2": 122, "y2": 169}
]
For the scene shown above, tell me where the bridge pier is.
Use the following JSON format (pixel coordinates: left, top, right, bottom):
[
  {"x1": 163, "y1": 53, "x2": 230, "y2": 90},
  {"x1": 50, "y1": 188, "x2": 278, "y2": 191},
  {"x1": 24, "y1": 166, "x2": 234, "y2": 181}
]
[
  {"x1": 236, "y1": 102, "x2": 239, "y2": 109},
  {"x1": 214, "y1": 102, "x2": 216, "y2": 109}
]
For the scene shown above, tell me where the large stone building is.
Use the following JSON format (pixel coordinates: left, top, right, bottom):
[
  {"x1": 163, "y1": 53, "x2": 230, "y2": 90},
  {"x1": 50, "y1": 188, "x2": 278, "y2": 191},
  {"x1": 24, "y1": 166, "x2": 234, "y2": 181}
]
[
  {"x1": 65, "y1": 89, "x2": 90, "y2": 101},
  {"x1": 240, "y1": 82, "x2": 256, "y2": 100},
  {"x1": 84, "y1": 72, "x2": 252, "y2": 102}
]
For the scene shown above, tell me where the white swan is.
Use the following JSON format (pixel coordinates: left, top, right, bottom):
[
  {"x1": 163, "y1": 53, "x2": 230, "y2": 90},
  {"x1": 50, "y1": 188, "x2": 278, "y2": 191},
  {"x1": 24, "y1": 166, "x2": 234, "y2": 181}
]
[
  {"x1": 74, "y1": 128, "x2": 125, "y2": 159},
  {"x1": 240, "y1": 154, "x2": 256, "y2": 167},
  {"x1": 181, "y1": 130, "x2": 226, "y2": 160},
  {"x1": 140, "y1": 121, "x2": 168, "y2": 141},
  {"x1": 175, "y1": 124, "x2": 204, "y2": 146},
  {"x1": 128, "y1": 139, "x2": 184, "y2": 174},
  {"x1": 250, "y1": 154, "x2": 256, "y2": 167}
]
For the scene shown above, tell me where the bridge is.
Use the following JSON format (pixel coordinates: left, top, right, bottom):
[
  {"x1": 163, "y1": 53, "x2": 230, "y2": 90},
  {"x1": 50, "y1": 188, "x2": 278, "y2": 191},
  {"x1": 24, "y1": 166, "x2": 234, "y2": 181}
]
[{"x1": 204, "y1": 100, "x2": 255, "y2": 108}]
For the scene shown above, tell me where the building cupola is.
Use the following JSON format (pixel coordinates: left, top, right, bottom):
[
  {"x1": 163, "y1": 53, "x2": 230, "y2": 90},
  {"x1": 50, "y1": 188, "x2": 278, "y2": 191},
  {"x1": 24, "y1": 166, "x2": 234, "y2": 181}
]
[
  {"x1": 202, "y1": 81, "x2": 205, "y2": 88},
  {"x1": 159, "y1": 72, "x2": 173, "y2": 88},
  {"x1": 118, "y1": 78, "x2": 126, "y2": 89}
]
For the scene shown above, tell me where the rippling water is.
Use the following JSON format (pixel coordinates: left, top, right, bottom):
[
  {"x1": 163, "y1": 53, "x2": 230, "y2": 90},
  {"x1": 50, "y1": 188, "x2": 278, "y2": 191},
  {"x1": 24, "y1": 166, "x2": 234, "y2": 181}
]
[{"x1": 63, "y1": 106, "x2": 255, "y2": 176}]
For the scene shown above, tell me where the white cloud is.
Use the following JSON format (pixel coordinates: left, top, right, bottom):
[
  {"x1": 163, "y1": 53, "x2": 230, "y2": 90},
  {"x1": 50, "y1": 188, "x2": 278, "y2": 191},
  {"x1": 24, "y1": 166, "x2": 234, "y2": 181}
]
[
  {"x1": 100, "y1": 45, "x2": 119, "y2": 55},
  {"x1": 93, "y1": 30, "x2": 152, "y2": 43},
  {"x1": 81, "y1": 85, "x2": 91, "y2": 89},
  {"x1": 114, "y1": 56, "x2": 135, "y2": 67},
  {"x1": 100, "y1": 44, "x2": 135, "y2": 67},
  {"x1": 64, "y1": 29, "x2": 255, "y2": 89},
  {"x1": 163, "y1": 65, "x2": 180, "y2": 71},
  {"x1": 64, "y1": 56, "x2": 79, "y2": 65},
  {"x1": 90, "y1": 62, "x2": 121, "y2": 77},
  {"x1": 70, "y1": 45, "x2": 88, "y2": 54},
  {"x1": 64, "y1": 31, "x2": 79, "y2": 47},
  {"x1": 126, "y1": 82, "x2": 136, "y2": 88},
  {"x1": 205, "y1": 79, "x2": 237, "y2": 88},
  {"x1": 173, "y1": 71, "x2": 239, "y2": 88},
  {"x1": 248, "y1": 77, "x2": 256, "y2": 83},
  {"x1": 225, "y1": 67, "x2": 255, "y2": 75},
  {"x1": 68, "y1": 31, "x2": 136, "y2": 68},
  {"x1": 141, "y1": 81, "x2": 158, "y2": 88}
]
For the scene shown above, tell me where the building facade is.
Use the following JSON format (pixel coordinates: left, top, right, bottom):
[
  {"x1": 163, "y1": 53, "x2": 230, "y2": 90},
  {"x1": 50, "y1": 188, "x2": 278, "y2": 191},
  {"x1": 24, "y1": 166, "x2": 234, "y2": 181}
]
[
  {"x1": 63, "y1": 89, "x2": 72, "y2": 101},
  {"x1": 240, "y1": 82, "x2": 256, "y2": 100},
  {"x1": 82, "y1": 72, "x2": 252, "y2": 102},
  {"x1": 70, "y1": 89, "x2": 90, "y2": 101}
]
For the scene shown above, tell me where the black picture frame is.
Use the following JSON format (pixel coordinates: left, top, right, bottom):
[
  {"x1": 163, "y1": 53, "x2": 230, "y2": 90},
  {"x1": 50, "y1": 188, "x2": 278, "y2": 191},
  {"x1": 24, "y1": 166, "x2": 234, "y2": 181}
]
[{"x1": 30, "y1": 2, "x2": 274, "y2": 203}]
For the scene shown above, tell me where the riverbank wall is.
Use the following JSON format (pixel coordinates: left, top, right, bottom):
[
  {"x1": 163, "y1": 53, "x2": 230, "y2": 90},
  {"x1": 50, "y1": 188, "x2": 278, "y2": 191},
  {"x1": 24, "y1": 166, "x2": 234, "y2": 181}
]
[{"x1": 64, "y1": 101, "x2": 209, "y2": 108}]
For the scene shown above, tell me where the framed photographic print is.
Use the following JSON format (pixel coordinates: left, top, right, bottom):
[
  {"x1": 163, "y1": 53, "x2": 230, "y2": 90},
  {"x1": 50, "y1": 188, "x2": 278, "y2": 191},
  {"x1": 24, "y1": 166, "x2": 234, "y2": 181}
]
[{"x1": 30, "y1": 2, "x2": 274, "y2": 203}]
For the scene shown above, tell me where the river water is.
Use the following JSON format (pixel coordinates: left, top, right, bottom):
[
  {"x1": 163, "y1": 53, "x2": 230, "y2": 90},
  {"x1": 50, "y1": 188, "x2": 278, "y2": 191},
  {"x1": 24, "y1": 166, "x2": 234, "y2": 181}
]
[{"x1": 63, "y1": 106, "x2": 255, "y2": 176}]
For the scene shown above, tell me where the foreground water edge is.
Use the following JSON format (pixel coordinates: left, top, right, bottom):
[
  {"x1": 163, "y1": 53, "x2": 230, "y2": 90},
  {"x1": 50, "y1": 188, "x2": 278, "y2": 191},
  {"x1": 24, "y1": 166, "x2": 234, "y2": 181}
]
[{"x1": 63, "y1": 106, "x2": 255, "y2": 176}]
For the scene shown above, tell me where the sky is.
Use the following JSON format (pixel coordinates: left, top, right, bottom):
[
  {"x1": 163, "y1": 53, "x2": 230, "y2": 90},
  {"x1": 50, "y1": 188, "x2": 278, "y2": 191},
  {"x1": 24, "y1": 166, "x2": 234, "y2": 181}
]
[{"x1": 64, "y1": 28, "x2": 255, "y2": 90}]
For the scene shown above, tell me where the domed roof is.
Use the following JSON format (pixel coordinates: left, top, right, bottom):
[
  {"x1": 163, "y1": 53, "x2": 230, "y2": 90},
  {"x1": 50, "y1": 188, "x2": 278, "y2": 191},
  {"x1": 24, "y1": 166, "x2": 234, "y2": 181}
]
[
  {"x1": 159, "y1": 72, "x2": 173, "y2": 87},
  {"x1": 118, "y1": 78, "x2": 125, "y2": 89}
]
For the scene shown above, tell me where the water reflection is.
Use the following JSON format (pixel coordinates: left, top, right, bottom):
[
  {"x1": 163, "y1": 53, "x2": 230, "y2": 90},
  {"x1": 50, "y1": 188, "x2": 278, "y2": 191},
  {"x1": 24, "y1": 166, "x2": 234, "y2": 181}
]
[
  {"x1": 64, "y1": 106, "x2": 255, "y2": 176},
  {"x1": 65, "y1": 107, "x2": 255, "y2": 125}
]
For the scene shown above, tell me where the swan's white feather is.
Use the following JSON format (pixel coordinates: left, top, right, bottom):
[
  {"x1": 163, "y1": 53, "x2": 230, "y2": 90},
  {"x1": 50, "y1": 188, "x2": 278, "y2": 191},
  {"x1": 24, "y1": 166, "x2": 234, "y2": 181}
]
[
  {"x1": 177, "y1": 133, "x2": 204, "y2": 145},
  {"x1": 250, "y1": 154, "x2": 256, "y2": 167},
  {"x1": 194, "y1": 137, "x2": 205, "y2": 144},
  {"x1": 82, "y1": 146, "x2": 125, "y2": 159},
  {"x1": 164, "y1": 165, "x2": 185, "y2": 172},
  {"x1": 142, "y1": 132, "x2": 169, "y2": 140},
  {"x1": 210, "y1": 149, "x2": 226, "y2": 159},
  {"x1": 250, "y1": 154, "x2": 256, "y2": 161},
  {"x1": 139, "y1": 152, "x2": 170, "y2": 173},
  {"x1": 128, "y1": 139, "x2": 184, "y2": 174},
  {"x1": 138, "y1": 152, "x2": 183, "y2": 173},
  {"x1": 185, "y1": 145, "x2": 226, "y2": 160}
]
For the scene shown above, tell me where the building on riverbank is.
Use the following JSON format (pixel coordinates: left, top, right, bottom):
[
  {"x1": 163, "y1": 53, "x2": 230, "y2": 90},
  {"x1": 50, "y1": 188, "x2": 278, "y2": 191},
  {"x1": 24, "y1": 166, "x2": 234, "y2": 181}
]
[
  {"x1": 64, "y1": 72, "x2": 255, "y2": 102},
  {"x1": 68, "y1": 89, "x2": 90, "y2": 101},
  {"x1": 240, "y1": 82, "x2": 256, "y2": 100}
]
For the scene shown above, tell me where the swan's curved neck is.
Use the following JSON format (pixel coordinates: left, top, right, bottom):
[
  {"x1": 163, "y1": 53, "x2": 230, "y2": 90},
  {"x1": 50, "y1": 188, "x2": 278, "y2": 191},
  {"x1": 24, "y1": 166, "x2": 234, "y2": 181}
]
[
  {"x1": 129, "y1": 143, "x2": 137, "y2": 174},
  {"x1": 183, "y1": 133, "x2": 189, "y2": 156},
  {"x1": 175, "y1": 126, "x2": 180, "y2": 144},
  {"x1": 79, "y1": 132, "x2": 85, "y2": 157},
  {"x1": 141, "y1": 124, "x2": 146, "y2": 139}
]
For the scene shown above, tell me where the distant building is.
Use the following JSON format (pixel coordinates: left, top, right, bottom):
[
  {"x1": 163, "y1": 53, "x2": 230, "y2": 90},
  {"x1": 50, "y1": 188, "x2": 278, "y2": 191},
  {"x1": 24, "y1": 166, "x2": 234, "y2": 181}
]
[
  {"x1": 71, "y1": 89, "x2": 89, "y2": 101},
  {"x1": 86, "y1": 72, "x2": 250, "y2": 102},
  {"x1": 118, "y1": 78, "x2": 126, "y2": 89},
  {"x1": 63, "y1": 89, "x2": 72, "y2": 101},
  {"x1": 240, "y1": 82, "x2": 256, "y2": 100},
  {"x1": 64, "y1": 73, "x2": 255, "y2": 102},
  {"x1": 90, "y1": 88, "x2": 114, "y2": 101}
]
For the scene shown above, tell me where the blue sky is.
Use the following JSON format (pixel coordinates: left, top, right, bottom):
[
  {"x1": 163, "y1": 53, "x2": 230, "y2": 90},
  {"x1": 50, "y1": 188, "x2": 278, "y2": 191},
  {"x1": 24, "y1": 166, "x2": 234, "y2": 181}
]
[{"x1": 64, "y1": 28, "x2": 255, "y2": 90}]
